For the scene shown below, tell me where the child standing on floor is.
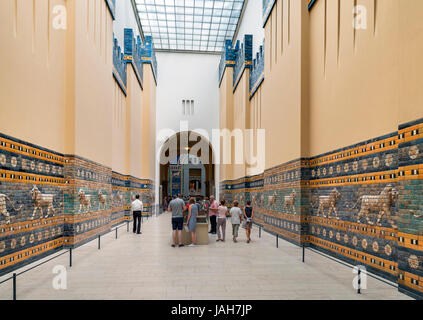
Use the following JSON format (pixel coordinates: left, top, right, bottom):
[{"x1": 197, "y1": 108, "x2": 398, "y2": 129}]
[{"x1": 230, "y1": 201, "x2": 243, "y2": 243}]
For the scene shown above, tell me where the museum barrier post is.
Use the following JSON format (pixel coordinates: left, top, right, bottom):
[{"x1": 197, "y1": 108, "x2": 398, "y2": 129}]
[
  {"x1": 12, "y1": 273, "x2": 16, "y2": 300},
  {"x1": 70, "y1": 248, "x2": 73, "y2": 267}
]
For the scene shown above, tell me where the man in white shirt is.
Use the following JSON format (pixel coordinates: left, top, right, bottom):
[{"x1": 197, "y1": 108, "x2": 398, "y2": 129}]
[{"x1": 131, "y1": 195, "x2": 143, "y2": 234}]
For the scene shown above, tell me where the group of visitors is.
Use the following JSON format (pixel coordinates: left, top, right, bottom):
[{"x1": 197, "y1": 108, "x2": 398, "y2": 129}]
[
  {"x1": 167, "y1": 194, "x2": 196, "y2": 247},
  {"x1": 212, "y1": 198, "x2": 254, "y2": 243},
  {"x1": 167, "y1": 194, "x2": 254, "y2": 247}
]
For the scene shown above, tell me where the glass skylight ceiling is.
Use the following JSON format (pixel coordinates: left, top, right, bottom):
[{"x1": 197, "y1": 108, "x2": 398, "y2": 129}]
[{"x1": 135, "y1": 0, "x2": 245, "y2": 52}]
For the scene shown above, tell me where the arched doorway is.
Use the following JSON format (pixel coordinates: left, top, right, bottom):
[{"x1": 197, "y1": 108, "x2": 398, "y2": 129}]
[{"x1": 158, "y1": 131, "x2": 216, "y2": 204}]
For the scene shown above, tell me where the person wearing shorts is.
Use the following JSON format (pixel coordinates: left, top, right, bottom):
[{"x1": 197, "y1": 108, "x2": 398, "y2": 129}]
[{"x1": 168, "y1": 194, "x2": 186, "y2": 247}]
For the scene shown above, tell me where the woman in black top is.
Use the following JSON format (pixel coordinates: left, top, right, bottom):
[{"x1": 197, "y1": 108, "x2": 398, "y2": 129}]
[{"x1": 243, "y1": 201, "x2": 254, "y2": 243}]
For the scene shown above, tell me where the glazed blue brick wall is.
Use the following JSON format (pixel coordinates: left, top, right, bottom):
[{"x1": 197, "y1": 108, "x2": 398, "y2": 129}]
[
  {"x1": 141, "y1": 35, "x2": 158, "y2": 83},
  {"x1": 220, "y1": 117, "x2": 423, "y2": 298},
  {"x1": 113, "y1": 37, "x2": 128, "y2": 92},
  {"x1": 233, "y1": 34, "x2": 253, "y2": 91},
  {"x1": 249, "y1": 42, "x2": 265, "y2": 98},
  {"x1": 397, "y1": 119, "x2": 423, "y2": 298},
  {"x1": 113, "y1": 28, "x2": 159, "y2": 93},
  {"x1": 0, "y1": 133, "x2": 66, "y2": 275},
  {"x1": 124, "y1": 28, "x2": 144, "y2": 87},
  {"x1": 0, "y1": 132, "x2": 155, "y2": 276},
  {"x1": 218, "y1": 40, "x2": 237, "y2": 86},
  {"x1": 219, "y1": 35, "x2": 264, "y2": 98}
]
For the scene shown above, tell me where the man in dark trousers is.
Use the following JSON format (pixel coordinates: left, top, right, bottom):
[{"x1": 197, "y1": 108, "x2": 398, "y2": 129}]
[
  {"x1": 209, "y1": 196, "x2": 218, "y2": 234},
  {"x1": 131, "y1": 194, "x2": 143, "y2": 234}
]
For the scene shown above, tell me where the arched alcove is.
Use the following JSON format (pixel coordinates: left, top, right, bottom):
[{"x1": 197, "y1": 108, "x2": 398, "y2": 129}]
[{"x1": 158, "y1": 131, "x2": 216, "y2": 203}]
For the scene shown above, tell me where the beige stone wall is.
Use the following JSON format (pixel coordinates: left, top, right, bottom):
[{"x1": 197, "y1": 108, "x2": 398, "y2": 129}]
[
  {"x1": 148, "y1": 68, "x2": 157, "y2": 182},
  {"x1": 398, "y1": 0, "x2": 423, "y2": 125},
  {"x1": 112, "y1": 74, "x2": 129, "y2": 175},
  {"x1": 219, "y1": 68, "x2": 234, "y2": 182},
  {"x1": 308, "y1": 0, "x2": 395, "y2": 156},
  {"x1": 0, "y1": 0, "x2": 157, "y2": 180},
  {"x1": 126, "y1": 66, "x2": 144, "y2": 178},
  {"x1": 73, "y1": 0, "x2": 114, "y2": 167},
  {"x1": 140, "y1": 64, "x2": 157, "y2": 181},
  {"x1": 0, "y1": 0, "x2": 67, "y2": 153},
  {"x1": 247, "y1": 85, "x2": 264, "y2": 177},
  {"x1": 232, "y1": 72, "x2": 250, "y2": 180},
  {"x1": 261, "y1": 0, "x2": 307, "y2": 168},
  {"x1": 249, "y1": 86, "x2": 263, "y2": 132},
  {"x1": 306, "y1": 0, "x2": 423, "y2": 157}
]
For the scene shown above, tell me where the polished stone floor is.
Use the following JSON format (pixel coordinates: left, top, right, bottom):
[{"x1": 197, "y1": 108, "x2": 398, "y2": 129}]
[{"x1": 0, "y1": 212, "x2": 412, "y2": 300}]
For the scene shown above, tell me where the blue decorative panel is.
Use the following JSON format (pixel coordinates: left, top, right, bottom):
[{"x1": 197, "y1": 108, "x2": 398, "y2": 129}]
[
  {"x1": 218, "y1": 40, "x2": 237, "y2": 86},
  {"x1": 233, "y1": 34, "x2": 253, "y2": 91},
  {"x1": 113, "y1": 37, "x2": 127, "y2": 94},
  {"x1": 218, "y1": 35, "x2": 255, "y2": 92},
  {"x1": 124, "y1": 28, "x2": 144, "y2": 89},
  {"x1": 141, "y1": 36, "x2": 158, "y2": 83},
  {"x1": 249, "y1": 41, "x2": 265, "y2": 99}
]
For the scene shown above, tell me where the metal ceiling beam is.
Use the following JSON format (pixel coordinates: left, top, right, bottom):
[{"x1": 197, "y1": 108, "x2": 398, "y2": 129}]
[
  {"x1": 232, "y1": 0, "x2": 248, "y2": 45},
  {"x1": 132, "y1": 0, "x2": 246, "y2": 53},
  {"x1": 155, "y1": 49, "x2": 221, "y2": 55},
  {"x1": 131, "y1": 0, "x2": 145, "y2": 41}
]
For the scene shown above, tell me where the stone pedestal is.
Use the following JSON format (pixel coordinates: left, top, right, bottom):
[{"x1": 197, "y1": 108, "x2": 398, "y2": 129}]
[{"x1": 181, "y1": 215, "x2": 209, "y2": 245}]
